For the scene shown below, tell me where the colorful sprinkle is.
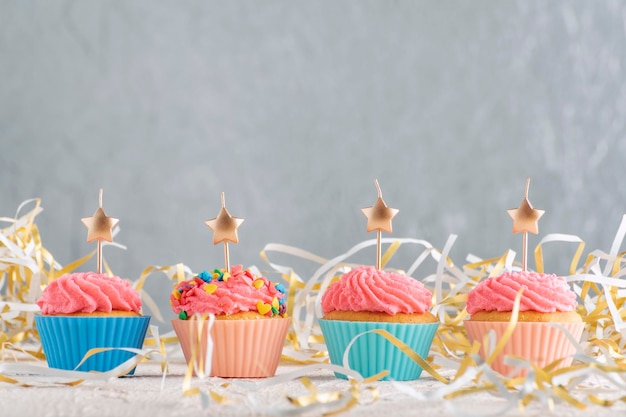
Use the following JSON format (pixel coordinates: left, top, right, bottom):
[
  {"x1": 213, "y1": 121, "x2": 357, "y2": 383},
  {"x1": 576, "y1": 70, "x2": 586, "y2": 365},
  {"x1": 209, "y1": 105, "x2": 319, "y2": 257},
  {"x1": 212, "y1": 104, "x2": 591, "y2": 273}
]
[
  {"x1": 197, "y1": 270, "x2": 212, "y2": 282},
  {"x1": 271, "y1": 296, "x2": 279, "y2": 310},
  {"x1": 209, "y1": 268, "x2": 231, "y2": 282},
  {"x1": 173, "y1": 290, "x2": 181, "y2": 300},
  {"x1": 179, "y1": 310, "x2": 188, "y2": 320},
  {"x1": 275, "y1": 283, "x2": 286, "y2": 293},
  {"x1": 204, "y1": 283, "x2": 218, "y2": 294},
  {"x1": 256, "y1": 301, "x2": 272, "y2": 315},
  {"x1": 253, "y1": 279, "x2": 265, "y2": 289}
]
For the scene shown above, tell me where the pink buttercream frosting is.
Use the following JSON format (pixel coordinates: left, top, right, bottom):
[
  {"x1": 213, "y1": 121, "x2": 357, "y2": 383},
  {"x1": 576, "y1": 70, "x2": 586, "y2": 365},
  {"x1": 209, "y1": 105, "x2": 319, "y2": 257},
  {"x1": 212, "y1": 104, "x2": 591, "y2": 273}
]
[
  {"x1": 170, "y1": 265, "x2": 286, "y2": 317},
  {"x1": 36, "y1": 272, "x2": 142, "y2": 315},
  {"x1": 466, "y1": 270, "x2": 578, "y2": 315},
  {"x1": 321, "y1": 266, "x2": 432, "y2": 315}
]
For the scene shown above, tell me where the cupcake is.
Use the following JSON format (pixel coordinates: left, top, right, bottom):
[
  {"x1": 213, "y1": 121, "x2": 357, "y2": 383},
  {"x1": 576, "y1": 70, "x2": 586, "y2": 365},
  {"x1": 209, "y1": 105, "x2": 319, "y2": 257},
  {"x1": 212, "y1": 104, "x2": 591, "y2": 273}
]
[
  {"x1": 35, "y1": 272, "x2": 150, "y2": 374},
  {"x1": 464, "y1": 270, "x2": 584, "y2": 376},
  {"x1": 170, "y1": 265, "x2": 289, "y2": 378},
  {"x1": 319, "y1": 265, "x2": 439, "y2": 381}
]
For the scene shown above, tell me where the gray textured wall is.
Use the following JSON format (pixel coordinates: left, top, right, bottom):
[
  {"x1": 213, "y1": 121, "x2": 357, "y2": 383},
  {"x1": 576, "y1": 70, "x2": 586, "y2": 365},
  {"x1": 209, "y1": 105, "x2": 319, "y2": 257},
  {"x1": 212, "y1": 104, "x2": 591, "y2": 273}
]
[{"x1": 2, "y1": 1, "x2": 625, "y2": 311}]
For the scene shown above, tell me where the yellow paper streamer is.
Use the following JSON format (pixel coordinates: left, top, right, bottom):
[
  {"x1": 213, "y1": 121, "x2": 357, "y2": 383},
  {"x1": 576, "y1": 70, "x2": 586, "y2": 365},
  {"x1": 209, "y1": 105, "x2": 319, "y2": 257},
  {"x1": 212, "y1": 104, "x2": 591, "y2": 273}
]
[{"x1": 0, "y1": 199, "x2": 57, "y2": 351}]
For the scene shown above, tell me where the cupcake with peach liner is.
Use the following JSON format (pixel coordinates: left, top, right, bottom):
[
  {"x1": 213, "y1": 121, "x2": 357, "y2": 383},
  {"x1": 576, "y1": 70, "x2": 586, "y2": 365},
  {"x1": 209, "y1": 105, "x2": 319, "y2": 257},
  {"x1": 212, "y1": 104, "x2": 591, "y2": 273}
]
[
  {"x1": 464, "y1": 179, "x2": 584, "y2": 377},
  {"x1": 34, "y1": 190, "x2": 150, "y2": 374},
  {"x1": 464, "y1": 270, "x2": 583, "y2": 376},
  {"x1": 318, "y1": 180, "x2": 439, "y2": 381},
  {"x1": 170, "y1": 193, "x2": 289, "y2": 378},
  {"x1": 171, "y1": 265, "x2": 288, "y2": 377}
]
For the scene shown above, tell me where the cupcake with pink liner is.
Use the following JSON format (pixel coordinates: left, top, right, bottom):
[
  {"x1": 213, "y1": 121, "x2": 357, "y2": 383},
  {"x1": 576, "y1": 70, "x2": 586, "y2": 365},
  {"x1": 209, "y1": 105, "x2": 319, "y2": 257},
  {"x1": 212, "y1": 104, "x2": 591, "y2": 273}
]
[
  {"x1": 35, "y1": 190, "x2": 149, "y2": 374},
  {"x1": 464, "y1": 179, "x2": 583, "y2": 377},
  {"x1": 464, "y1": 270, "x2": 584, "y2": 376},
  {"x1": 35, "y1": 272, "x2": 149, "y2": 373},
  {"x1": 170, "y1": 265, "x2": 288, "y2": 377},
  {"x1": 319, "y1": 266, "x2": 439, "y2": 380},
  {"x1": 170, "y1": 192, "x2": 289, "y2": 378}
]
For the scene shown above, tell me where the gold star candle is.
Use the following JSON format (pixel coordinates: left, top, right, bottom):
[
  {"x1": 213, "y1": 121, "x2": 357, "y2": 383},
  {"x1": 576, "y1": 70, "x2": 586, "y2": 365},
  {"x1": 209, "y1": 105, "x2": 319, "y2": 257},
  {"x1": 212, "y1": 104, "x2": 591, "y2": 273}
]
[
  {"x1": 361, "y1": 180, "x2": 399, "y2": 270},
  {"x1": 507, "y1": 178, "x2": 545, "y2": 270},
  {"x1": 205, "y1": 192, "x2": 244, "y2": 273},
  {"x1": 81, "y1": 188, "x2": 119, "y2": 274}
]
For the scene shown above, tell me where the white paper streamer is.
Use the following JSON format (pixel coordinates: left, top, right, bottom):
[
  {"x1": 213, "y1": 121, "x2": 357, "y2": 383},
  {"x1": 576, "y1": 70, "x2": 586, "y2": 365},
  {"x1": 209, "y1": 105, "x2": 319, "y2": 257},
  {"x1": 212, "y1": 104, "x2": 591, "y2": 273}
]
[{"x1": 0, "y1": 345, "x2": 166, "y2": 386}]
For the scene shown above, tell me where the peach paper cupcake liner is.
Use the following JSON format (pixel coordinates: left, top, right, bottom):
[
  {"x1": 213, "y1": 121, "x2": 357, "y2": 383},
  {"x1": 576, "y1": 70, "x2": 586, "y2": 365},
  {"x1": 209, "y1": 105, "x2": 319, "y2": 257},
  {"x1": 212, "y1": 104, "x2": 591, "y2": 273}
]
[
  {"x1": 319, "y1": 319, "x2": 439, "y2": 381},
  {"x1": 464, "y1": 320, "x2": 585, "y2": 377},
  {"x1": 35, "y1": 315, "x2": 151, "y2": 374},
  {"x1": 172, "y1": 317, "x2": 290, "y2": 378}
]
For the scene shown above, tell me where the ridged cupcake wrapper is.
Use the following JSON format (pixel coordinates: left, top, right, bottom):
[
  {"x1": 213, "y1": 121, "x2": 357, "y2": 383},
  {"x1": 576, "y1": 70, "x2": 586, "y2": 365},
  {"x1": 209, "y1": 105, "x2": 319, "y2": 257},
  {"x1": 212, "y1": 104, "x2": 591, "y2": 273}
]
[
  {"x1": 34, "y1": 315, "x2": 151, "y2": 374},
  {"x1": 464, "y1": 321, "x2": 585, "y2": 377},
  {"x1": 319, "y1": 319, "x2": 439, "y2": 381},
  {"x1": 172, "y1": 317, "x2": 290, "y2": 378}
]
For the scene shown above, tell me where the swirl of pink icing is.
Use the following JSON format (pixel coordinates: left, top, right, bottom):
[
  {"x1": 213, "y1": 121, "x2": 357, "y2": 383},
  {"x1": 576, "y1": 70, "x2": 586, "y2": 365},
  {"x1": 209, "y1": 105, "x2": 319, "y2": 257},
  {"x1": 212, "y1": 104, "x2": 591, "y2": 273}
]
[
  {"x1": 321, "y1": 266, "x2": 432, "y2": 315},
  {"x1": 170, "y1": 265, "x2": 285, "y2": 316},
  {"x1": 466, "y1": 270, "x2": 578, "y2": 315},
  {"x1": 36, "y1": 272, "x2": 142, "y2": 315}
]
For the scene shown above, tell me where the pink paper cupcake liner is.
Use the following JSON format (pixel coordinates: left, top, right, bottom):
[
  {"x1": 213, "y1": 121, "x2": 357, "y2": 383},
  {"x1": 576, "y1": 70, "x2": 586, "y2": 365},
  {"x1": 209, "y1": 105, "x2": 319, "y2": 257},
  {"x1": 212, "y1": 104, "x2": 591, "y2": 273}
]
[
  {"x1": 464, "y1": 320, "x2": 585, "y2": 377},
  {"x1": 172, "y1": 317, "x2": 290, "y2": 378}
]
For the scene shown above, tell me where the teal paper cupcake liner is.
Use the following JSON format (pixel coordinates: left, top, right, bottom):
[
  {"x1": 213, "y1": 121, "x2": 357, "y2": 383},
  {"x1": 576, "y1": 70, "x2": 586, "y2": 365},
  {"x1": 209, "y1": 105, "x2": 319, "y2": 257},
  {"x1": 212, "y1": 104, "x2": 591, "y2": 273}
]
[
  {"x1": 35, "y1": 315, "x2": 150, "y2": 374},
  {"x1": 319, "y1": 319, "x2": 439, "y2": 381}
]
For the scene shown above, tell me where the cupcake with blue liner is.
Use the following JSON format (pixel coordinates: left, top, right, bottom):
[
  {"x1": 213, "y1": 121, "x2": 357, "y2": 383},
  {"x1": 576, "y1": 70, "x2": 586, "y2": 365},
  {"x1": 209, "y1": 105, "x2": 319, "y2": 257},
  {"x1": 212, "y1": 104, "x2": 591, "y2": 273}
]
[
  {"x1": 319, "y1": 266, "x2": 439, "y2": 381},
  {"x1": 34, "y1": 189, "x2": 150, "y2": 375},
  {"x1": 35, "y1": 272, "x2": 150, "y2": 374}
]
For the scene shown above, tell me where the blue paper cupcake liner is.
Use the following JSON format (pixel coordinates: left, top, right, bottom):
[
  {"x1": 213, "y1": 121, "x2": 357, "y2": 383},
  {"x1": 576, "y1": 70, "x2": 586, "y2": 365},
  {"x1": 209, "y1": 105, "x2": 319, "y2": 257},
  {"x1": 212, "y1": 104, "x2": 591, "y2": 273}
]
[
  {"x1": 35, "y1": 315, "x2": 150, "y2": 374},
  {"x1": 319, "y1": 319, "x2": 439, "y2": 381}
]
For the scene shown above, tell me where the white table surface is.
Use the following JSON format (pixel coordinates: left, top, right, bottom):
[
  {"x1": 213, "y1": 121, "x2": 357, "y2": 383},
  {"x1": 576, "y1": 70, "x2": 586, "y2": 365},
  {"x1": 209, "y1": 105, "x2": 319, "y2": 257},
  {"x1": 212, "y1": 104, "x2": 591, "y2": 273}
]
[{"x1": 1, "y1": 357, "x2": 624, "y2": 417}]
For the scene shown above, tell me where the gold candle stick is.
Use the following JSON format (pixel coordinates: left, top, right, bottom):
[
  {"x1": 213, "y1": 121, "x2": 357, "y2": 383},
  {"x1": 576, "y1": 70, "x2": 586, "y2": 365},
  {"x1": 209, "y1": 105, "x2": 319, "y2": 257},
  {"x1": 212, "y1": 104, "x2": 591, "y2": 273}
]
[
  {"x1": 361, "y1": 179, "x2": 399, "y2": 270},
  {"x1": 205, "y1": 192, "x2": 244, "y2": 273},
  {"x1": 81, "y1": 188, "x2": 119, "y2": 274},
  {"x1": 507, "y1": 178, "x2": 545, "y2": 271}
]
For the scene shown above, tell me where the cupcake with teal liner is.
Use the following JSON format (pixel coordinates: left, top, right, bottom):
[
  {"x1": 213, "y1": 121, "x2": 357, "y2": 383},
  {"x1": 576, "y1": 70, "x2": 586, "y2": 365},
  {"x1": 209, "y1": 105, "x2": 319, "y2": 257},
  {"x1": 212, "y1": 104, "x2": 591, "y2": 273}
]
[
  {"x1": 319, "y1": 265, "x2": 439, "y2": 381},
  {"x1": 318, "y1": 180, "x2": 439, "y2": 380},
  {"x1": 170, "y1": 265, "x2": 289, "y2": 378},
  {"x1": 35, "y1": 271, "x2": 150, "y2": 374}
]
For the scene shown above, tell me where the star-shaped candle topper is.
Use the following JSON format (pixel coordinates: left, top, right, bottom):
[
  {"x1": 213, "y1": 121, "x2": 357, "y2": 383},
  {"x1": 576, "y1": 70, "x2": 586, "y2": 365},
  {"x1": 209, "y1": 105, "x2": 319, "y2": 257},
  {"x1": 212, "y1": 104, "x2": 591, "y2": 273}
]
[
  {"x1": 361, "y1": 180, "x2": 399, "y2": 234},
  {"x1": 361, "y1": 179, "x2": 399, "y2": 270},
  {"x1": 81, "y1": 188, "x2": 119, "y2": 274},
  {"x1": 205, "y1": 192, "x2": 244, "y2": 272},
  {"x1": 506, "y1": 178, "x2": 545, "y2": 271}
]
